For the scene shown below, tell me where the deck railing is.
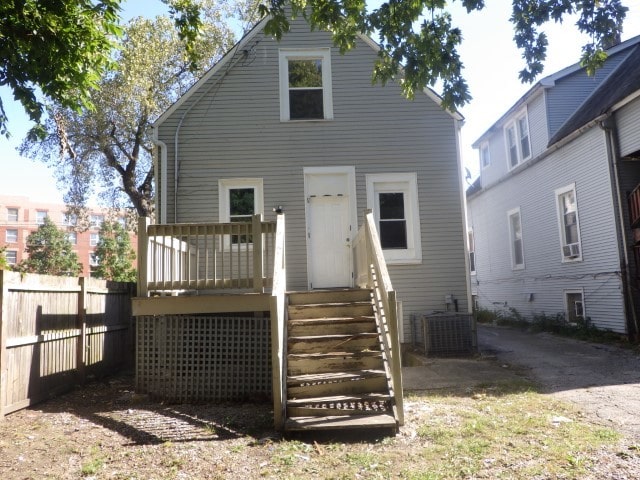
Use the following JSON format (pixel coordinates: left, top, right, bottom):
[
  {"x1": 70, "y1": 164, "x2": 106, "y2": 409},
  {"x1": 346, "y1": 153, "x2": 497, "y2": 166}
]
[
  {"x1": 269, "y1": 213, "x2": 287, "y2": 430},
  {"x1": 137, "y1": 215, "x2": 276, "y2": 296},
  {"x1": 629, "y1": 184, "x2": 640, "y2": 229},
  {"x1": 353, "y1": 211, "x2": 404, "y2": 426}
]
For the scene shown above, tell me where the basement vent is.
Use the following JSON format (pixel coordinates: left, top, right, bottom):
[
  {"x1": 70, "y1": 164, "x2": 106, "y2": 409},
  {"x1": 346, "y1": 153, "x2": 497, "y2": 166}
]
[{"x1": 412, "y1": 313, "x2": 477, "y2": 357}]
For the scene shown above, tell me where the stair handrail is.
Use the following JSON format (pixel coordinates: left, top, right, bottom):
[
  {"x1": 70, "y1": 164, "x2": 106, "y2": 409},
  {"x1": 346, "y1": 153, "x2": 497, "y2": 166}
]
[
  {"x1": 356, "y1": 211, "x2": 404, "y2": 426},
  {"x1": 270, "y1": 213, "x2": 287, "y2": 430}
]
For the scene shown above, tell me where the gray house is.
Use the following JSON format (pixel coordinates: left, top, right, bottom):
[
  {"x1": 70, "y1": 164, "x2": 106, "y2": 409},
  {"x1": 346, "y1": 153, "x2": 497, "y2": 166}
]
[
  {"x1": 467, "y1": 35, "x2": 640, "y2": 339},
  {"x1": 133, "y1": 13, "x2": 471, "y2": 432}
]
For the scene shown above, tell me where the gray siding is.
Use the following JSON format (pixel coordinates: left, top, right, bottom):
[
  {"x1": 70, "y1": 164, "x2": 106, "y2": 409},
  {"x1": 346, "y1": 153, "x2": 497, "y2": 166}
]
[
  {"x1": 545, "y1": 54, "x2": 625, "y2": 138},
  {"x1": 528, "y1": 92, "x2": 548, "y2": 158},
  {"x1": 617, "y1": 96, "x2": 640, "y2": 157},
  {"x1": 468, "y1": 127, "x2": 627, "y2": 333},
  {"x1": 155, "y1": 18, "x2": 470, "y2": 341}
]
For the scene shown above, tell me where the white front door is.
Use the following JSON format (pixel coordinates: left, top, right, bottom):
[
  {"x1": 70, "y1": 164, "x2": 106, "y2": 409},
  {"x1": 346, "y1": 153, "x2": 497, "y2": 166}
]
[{"x1": 304, "y1": 168, "x2": 356, "y2": 289}]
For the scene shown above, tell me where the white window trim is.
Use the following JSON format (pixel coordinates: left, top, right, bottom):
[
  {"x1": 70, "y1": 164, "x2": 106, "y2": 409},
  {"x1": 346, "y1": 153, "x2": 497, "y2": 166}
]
[
  {"x1": 480, "y1": 142, "x2": 490, "y2": 169},
  {"x1": 507, "y1": 207, "x2": 525, "y2": 270},
  {"x1": 468, "y1": 229, "x2": 476, "y2": 274},
  {"x1": 564, "y1": 288, "x2": 586, "y2": 323},
  {"x1": 366, "y1": 173, "x2": 422, "y2": 265},
  {"x1": 504, "y1": 108, "x2": 531, "y2": 170},
  {"x1": 278, "y1": 48, "x2": 333, "y2": 122},
  {"x1": 5, "y1": 249, "x2": 17, "y2": 265},
  {"x1": 36, "y1": 211, "x2": 48, "y2": 225},
  {"x1": 7, "y1": 208, "x2": 18, "y2": 222},
  {"x1": 218, "y1": 178, "x2": 264, "y2": 251},
  {"x1": 90, "y1": 233, "x2": 100, "y2": 247},
  {"x1": 555, "y1": 183, "x2": 583, "y2": 263}
]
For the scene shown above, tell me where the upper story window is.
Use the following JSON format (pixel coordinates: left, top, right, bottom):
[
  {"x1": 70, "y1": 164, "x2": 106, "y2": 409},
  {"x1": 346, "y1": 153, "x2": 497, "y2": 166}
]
[
  {"x1": 90, "y1": 233, "x2": 100, "y2": 246},
  {"x1": 89, "y1": 252, "x2": 99, "y2": 267},
  {"x1": 6, "y1": 229, "x2": 18, "y2": 243},
  {"x1": 507, "y1": 207, "x2": 524, "y2": 270},
  {"x1": 36, "y1": 210, "x2": 48, "y2": 225},
  {"x1": 7, "y1": 208, "x2": 18, "y2": 222},
  {"x1": 5, "y1": 250, "x2": 17, "y2": 265},
  {"x1": 90, "y1": 214, "x2": 104, "y2": 230},
  {"x1": 63, "y1": 213, "x2": 78, "y2": 226},
  {"x1": 556, "y1": 184, "x2": 582, "y2": 262},
  {"x1": 480, "y1": 142, "x2": 490, "y2": 169},
  {"x1": 504, "y1": 110, "x2": 531, "y2": 169},
  {"x1": 279, "y1": 49, "x2": 333, "y2": 121},
  {"x1": 366, "y1": 173, "x2": 422, "y2": 265},
  {"x1": 68, "y1": 232, "x2": 77, "y2": 245}
]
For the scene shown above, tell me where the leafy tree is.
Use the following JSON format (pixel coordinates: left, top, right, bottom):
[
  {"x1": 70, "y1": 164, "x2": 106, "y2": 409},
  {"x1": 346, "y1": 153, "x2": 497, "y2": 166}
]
[
  {"x1": 20, "y1": 4, "x2": 249, "y2": 217},
  {"x1": 0, "y1": 246, "x2": 9, "y2": 270},
  {"x1": 93, "y1": 221, "x2": 137, "y2": 282},
  {"x1": 260, "y1": 0, "x2": 628, "y2": 109},
  {"x1": 18, "y1": 217, "x2": 82, "y2": 276},
  {"x1": 0, "y1": 0, "x2": 220, "y2": 139}
]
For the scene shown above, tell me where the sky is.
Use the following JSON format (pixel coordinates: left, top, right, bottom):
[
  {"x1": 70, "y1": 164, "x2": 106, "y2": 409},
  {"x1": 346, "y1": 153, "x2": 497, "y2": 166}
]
[{"x1": 1, "y1": 0, "x2": 639, "y2": 203}]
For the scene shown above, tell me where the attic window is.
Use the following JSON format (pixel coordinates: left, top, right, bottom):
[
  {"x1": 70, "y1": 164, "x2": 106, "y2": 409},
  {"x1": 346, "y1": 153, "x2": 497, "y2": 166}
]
[
  {"x1": 279, "y1": 49, "x2": 333, "y2": 121},
  {"x1": 504, "y1": 109, "x2": 531, "y2": 169}
]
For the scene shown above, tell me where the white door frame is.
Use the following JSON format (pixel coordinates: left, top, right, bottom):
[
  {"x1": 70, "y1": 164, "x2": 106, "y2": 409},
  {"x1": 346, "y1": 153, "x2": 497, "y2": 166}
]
[{"x1": 303, "y1": 166, "x2": 357, "y2": 289}]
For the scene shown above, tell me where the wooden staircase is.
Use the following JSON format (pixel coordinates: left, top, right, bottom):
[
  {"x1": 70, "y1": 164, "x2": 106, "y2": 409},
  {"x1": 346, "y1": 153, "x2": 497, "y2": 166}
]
[{"x1": 284, "y1": 288, "x2": 399, "y2": 433}]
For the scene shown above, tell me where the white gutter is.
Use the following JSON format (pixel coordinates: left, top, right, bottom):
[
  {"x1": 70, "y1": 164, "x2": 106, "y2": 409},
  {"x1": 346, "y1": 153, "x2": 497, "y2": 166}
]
[{"x1": 151, "y1": 126, "x2": 168, "y2": 224}]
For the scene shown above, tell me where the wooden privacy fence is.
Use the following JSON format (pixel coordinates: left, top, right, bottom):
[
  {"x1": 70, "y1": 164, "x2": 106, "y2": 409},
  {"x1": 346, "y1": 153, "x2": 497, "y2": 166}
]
[{"x1": 0, "y1": 271, "x2": 135, "y2": 418}]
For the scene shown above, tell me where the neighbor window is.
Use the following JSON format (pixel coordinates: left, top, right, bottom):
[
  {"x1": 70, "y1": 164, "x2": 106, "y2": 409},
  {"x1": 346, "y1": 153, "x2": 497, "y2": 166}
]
[
  {"x1": 89, "y1": 252, "x2": 99, "y2": 267},
  {"x1": 68, "y1": 232, "x2": 77, "y2": 245},
  {"x1": 279, "y1": 49, "x2": 333, "y2": 121},
  {"x1": 36, "y1": 210, "x2": 48, "y2": 225},
  {"x1": 480, "y1": 142, "x2": 490, "y2": 169},
  {"x1": 565, "y1": 290, "x2": 585, "y2": 324},
  {"x1": 7, "y1": 208, "x2": 18, "y2": 222},
  {"x1": 5, "y1": 250, "x2": 17, "y2": 265},
  {"x1": 366, "y1": 173, "x2": 422, "y2": 264},
  {"x1": 5, "y1": 229, "x2": 18, "y2": 243},
  {"x1": 63, "y1": 213, "x2": 78, "y2": 226},
  {"x1": 219, "y1": 178, "x2": 264, "y2": 247},
  {"x1": 556, "y1": 184, "x2": 582, "y2": 262},
  {"x1": 90, "y1": 214, "x2": 104, "y2": 230},
  {"x1": 90, "y1": 233, "x2": 99, "y2": 246},
  {"x1": 507, "y1": 208, "x2": 524, "y2": 270},
  {"x1": 468, "y1": 230, "x2": 476, "y2": 274},
  {"x1": 504, "y1": 109, "x2": 531, "y2": 169}
]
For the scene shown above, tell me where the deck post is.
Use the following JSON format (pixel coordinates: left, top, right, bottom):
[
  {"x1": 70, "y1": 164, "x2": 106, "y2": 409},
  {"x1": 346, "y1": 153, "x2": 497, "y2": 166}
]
[
  {"x1": 138, "y1": 217, "x2": 150, "y2": 297},
  {"x1": 252, "y1": 214, "x2": 264, "y2": 293}
]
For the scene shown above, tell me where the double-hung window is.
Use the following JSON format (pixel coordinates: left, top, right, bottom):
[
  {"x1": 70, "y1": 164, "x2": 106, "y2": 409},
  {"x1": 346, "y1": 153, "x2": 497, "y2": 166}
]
[
  {"x1": 504, "y1": 109, "x2": 531, "y2": 169},
  {"x1": 480, "y1": 142, "x2": 490, "y2": 169},
  {"x1": 279, "y1": 49, "x2": 333, "y2": 121},
  {"x1": 63, "y1": 213, "x2": 78, "y2": 227},
  {"x1": 7, "y1": 208, "x2": 18, "y2": 222},
  {"x1": 556, "y1": 184, "x2": 582, "y2": 261},
  {"x1": 507, "y1": 208, "x2": 524, "y2": 270},
  {"x1": 5, "y1": 250, "x2": 17, "y2": 265},
  {"x1": 366, "y1": 173, "x2": 422, "y2": 264},
  {"x1": 90, "y1": 214, "x2": 104, "y2": 230},
  {"x1": 36, "y1": 210, "x2": 48, "y2": 225},
  {"x1": 219, "y1": 179, "x2": 264, "y2": 247},
  {"x1": 90, "y1": 233, "x2": 100, "y2": 246},
  {"x1": 6, "y1": 229, "x2": 18, "y2": 243},
  {"x1": 468, "y1": 230, "x2": 476, "y2": 274},
  {"x1": 68, "y1": 232, "x2": 78, "y2": 245}
]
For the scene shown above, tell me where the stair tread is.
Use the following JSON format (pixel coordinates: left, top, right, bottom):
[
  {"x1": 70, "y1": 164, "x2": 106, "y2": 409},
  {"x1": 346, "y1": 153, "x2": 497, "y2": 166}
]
[
  {"x1": 288, "y1": 351, "x2": 382, "y2": 359},
  {"x1": 289, "y1": 316, "x2": 375, "y2": 324},
  {"x1": 289, "y1": 301, "x2": 372, "y2": 307},
  {"x1": 285, "y1": 414, "x2": 397, "y2": 431},
  {"x1": 289, "y1": 333, "x2": 379, "y2": 341},
  {"x1": 287, "y1": 369, "x2": 386, "y2": 385},
  {"x1": 287, "y1": 393, "x2": 391, "y2": 405}
]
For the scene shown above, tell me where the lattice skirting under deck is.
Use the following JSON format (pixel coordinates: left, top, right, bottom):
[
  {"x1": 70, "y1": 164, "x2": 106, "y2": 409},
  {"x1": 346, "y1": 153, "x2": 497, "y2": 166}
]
[{"x1": 136, "y1": 315, "x2": 271, "y2": 402}]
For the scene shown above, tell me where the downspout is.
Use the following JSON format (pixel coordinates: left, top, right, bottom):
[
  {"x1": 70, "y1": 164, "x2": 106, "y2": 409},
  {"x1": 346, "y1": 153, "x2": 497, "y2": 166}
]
[
  {"x1": 151, "y1": 126, "x2": 168, "y2": 224},
  {"x1": 454, "y1": 118, "x2": 473, "y2": 314},
  {"x1": 600, "y1": 115, "x2": 639, "y2": 340}
]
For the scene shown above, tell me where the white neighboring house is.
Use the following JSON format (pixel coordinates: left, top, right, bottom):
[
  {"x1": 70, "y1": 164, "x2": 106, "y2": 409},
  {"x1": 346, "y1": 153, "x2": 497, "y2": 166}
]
[{"x1": 467, "y1": 35, "x2": 640, "y2": 338}]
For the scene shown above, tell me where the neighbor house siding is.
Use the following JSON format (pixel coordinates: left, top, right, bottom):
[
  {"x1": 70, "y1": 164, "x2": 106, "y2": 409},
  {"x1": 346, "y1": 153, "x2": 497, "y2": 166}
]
[
  {"x1": 156, "y1": 18, "x2": 469, "y2": 340},
  {"x1": 527, "y1": 92, "x2": 548, "y2": 158},
  {"x1": 468, "y1": 126, "x2": 625, "y2": 332},
  {"x1": 617, "y1": 96, "x2": 640, "y2": 157}
]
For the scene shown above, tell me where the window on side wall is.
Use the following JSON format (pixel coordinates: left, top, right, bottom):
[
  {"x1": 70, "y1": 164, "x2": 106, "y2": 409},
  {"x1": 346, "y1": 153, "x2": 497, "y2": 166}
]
[
  {"x1": 90, "y1": 233, "x2": 100, "y2": 246},
  {"x1": 504, "y1": 109, "x2": 531, "y2": 169},
  {"x1": 219, "y1": 179, "x2": 264, "y2": 248},
  {"x1": 7, "y1": 208, "x2": 18, "y2": 222},
  {"x1": 366, "y1": 173, "x2": 422, "y2": 264},
  {"x1": 468, "y1": 230, "x2": 476, "y2": 274},
  {"x1": 279, "y1": 49, "x2": 333, "y2": 121},
  {"x1": 565, "y1": 290, "x2": 585, "y2": 324},
  {"x1": 6, "y1": 229, "x2": 18, "y2": 243},
  {"x1": 36, "y1": 210, "x2": 48, "y2": 225},
  {"x1": 507, "y1": 207, "x2": 524, "y2": 270},
  {"x1": 556, "y1": 184, "x2": 582, "y2": 262},
  {"x1": 5, "y1": 250, "x2": 17, "y2": 265},
  {"x1": 480, "y1": 142, "x2": 490, "y2": 169}
]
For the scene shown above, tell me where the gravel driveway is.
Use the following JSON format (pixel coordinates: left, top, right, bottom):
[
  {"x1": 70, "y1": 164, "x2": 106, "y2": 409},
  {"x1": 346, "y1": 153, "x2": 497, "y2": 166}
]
[{"x1": 478, "y1": 324, "x2": 640, "y2": 442}]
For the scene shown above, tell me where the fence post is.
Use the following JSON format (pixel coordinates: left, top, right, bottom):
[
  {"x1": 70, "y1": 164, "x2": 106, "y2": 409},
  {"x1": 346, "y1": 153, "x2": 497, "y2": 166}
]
[
  {"x1": 138, "y1": 216, "x2": 150, "y2": 297},
  {"x1": 77, "y1": 277, "x2": 87, "y2": 384},
  {"x1": 253, "y1": 214, "x2": 264, "y2": 293},
  {"x1": 0, "y1": 270, "x2": 7, "y2": 419}
]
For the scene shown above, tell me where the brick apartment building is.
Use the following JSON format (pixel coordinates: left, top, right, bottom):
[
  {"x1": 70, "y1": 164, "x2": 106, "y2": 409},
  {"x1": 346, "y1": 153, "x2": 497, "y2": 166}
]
[{"x1": 0, "y1": 195, "x2": 138, "y2": 277}]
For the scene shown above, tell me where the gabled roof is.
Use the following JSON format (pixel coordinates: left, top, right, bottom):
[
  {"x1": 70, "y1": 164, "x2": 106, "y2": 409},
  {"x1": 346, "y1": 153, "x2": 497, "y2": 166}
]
[
  {"x1": 548, "y1": 43, "x2": 640, "y2": 145},
  {"x1": 472, "y1": 34, "x2": 640, "y2": 148},
  {"x1": 154, "y1": 14, "x2": 463, "y2": 127}
]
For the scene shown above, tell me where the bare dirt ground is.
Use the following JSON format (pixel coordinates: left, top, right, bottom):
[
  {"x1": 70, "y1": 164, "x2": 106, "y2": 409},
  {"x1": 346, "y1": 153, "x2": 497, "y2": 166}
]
[
  {"x1": 0, "y1": 324, "x2": 639, "y2": 479},
  {"x1": 478, "y1": 324, "x2": 640, "y2": 442}
]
